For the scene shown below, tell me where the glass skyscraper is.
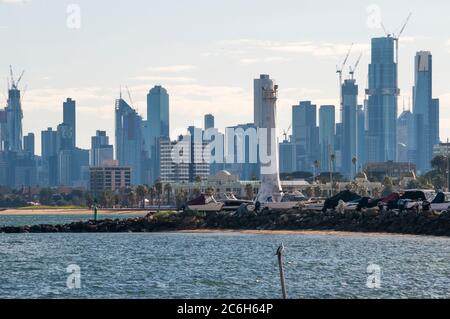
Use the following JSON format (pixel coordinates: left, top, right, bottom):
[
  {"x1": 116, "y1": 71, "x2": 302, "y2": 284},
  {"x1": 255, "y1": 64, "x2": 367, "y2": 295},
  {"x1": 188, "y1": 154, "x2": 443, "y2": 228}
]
[
  {"x1": 146, "y1": 86, "x2": 169, "y2": 182},
  {"x1": 292, "y1": 101, "x2": 319, "y2": 172},
  {"x1": 366, "y1": 37, "x2": 399, "y2": 163},
  {"x1": 115, "y1": 97, "x2": 143, "y2": 185},
  {"x1": 5, "y1": 85, "x2": 23, "y2": 152},
  {"x1": 63, "y1": 98, "x2": 76, "y2": 147},
  {"x1": 319, "y1": 105, "x2": 335, "y2": 172},
  {"x1": 412, "y1": 51, "x2": 440, "y2": 172},
  {"x1": 342, "y1": 79, "x2": 358, "y2": 179}
]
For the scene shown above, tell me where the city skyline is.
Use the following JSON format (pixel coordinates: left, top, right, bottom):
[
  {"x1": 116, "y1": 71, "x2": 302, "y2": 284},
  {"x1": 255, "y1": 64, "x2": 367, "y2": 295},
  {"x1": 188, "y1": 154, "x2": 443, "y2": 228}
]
[{"x1": 2, "y1": 0, "x2": 450, "y2": 155}]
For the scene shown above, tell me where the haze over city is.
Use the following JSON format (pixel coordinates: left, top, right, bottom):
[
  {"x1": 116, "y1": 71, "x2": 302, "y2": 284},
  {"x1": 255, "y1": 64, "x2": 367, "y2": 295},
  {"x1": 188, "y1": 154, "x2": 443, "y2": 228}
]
[{"x1": 1, "y1": 0, "x2": 450, "y2": 155}]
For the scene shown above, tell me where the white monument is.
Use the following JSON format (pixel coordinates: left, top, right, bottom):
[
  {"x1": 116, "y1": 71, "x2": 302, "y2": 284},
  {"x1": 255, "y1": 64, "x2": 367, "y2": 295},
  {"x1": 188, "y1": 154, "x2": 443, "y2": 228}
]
[{"x1": 254, "y1": 74, "x2": 283, "y2": 203}]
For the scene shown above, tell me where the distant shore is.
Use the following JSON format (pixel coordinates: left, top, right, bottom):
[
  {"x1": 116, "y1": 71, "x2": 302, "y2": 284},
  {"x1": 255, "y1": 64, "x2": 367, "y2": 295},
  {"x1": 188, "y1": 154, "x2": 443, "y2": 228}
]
[{"x1": 0, "y1": 208, "x2": 149, "y2": 216}]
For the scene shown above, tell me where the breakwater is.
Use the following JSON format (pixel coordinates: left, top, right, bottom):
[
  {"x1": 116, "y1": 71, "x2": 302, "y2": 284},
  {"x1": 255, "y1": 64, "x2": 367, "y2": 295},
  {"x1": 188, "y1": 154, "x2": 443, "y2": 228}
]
[{"x1": 2, "y1": 207, "x2": 450, "y2": 237}]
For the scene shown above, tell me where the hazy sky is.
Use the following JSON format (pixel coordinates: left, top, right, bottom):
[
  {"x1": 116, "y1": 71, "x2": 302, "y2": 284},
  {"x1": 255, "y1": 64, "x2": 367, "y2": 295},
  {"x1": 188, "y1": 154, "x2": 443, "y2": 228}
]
[{"x1": 1, "y1": 0, "x2": 450, "y2": 155}]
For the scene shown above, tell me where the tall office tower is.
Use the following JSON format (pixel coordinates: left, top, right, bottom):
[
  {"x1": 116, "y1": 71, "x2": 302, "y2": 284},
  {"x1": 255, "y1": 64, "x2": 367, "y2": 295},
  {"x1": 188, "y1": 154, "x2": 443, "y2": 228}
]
[
  {"x1": 292, "y1": 101, "x2": 320, "y2": 172},
  {"x1": 357, "y1": 105, "x2": 366, "y2": 169},
  {"x1": 90, "y1": 130, "x2": 114, "y2": 166},
  {"x1": 412, "y1": 51, "x2": 440, "y2": 172},
  {"x1": 279, "y1": 140, "x2": 295, "y2": 174},
  {"x1": 115, "y1": 97, "x2": 143, "y2": 185},
  {"x1": 366, "y1": 37, "x2": 399, "y2": 163},
  {"x1": 5, "y1": 78, "x2": 23, "y2": 152},
  {"x1": 225, "y1": 123, "x2": 260, "y2": 180},
  {"x1": 0, "y1": 110, "x2": 7, "y2": 151},
  {"x1": 341, "y1": 79, "x2": 358, "y2": 179},
  {"x1": 187, "y1": 126, "x2": 210, "y2": 182},
  {"x1": 253, "y1": 74, "x2": 282, "y2": 202},
  {"x1": 63, "y1": 98, "x2": 76, "y2": 147},
  {"x1": 146, "y1": 86, "x2": 170, "y2": 182},
  {"x1": 23, "y1": 133, "x2": 35, "y2": 156},
  {"x1": 319, "y1": 105, "x2": 335, "y2": 172},
  {"x1": 397, "y1": 110, "x2": 415, "y2": 163},
  {"x1": 204, "y1": 114, "x2": 215, "y2": 130},
  {"x1": 41, "y1": 128, "x2": 58, "y2": 186}
]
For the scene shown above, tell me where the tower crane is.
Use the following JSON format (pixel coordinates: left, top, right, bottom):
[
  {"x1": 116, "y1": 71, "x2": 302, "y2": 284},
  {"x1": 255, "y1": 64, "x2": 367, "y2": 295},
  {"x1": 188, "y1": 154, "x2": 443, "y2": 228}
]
[
  {"x1": 336, "y1": 43, "x2": 354, "y2": 113},
  {"x1": 349, "y1": 53, "x2": 363, "y2": 80},
  {"x1": 282, "y1": 124, "x2": 292, "y2": 142}
]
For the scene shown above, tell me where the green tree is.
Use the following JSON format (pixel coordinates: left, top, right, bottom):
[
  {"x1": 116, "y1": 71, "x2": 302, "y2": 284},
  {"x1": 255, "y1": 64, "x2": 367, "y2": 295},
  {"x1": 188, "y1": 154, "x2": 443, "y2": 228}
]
[
  {"x1": 382, "y1": 176, "x2": 394, "y2": 197},
  {"x1": 39, "y1": 188, "x2": 53, "y2": 206},
  {"x1": 154, "y1": 181, "x2": 163, "y2": 210}
]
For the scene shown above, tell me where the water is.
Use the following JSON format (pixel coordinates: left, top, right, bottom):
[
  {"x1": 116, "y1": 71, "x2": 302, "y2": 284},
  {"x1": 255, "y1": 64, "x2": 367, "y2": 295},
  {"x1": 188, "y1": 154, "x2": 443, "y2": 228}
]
[
  {"x1": 0, "y1": 214, "x2": 143, "y2": 227},
  {"x1": 0, "y1": 216, "x2": 449, "y2": 299}
]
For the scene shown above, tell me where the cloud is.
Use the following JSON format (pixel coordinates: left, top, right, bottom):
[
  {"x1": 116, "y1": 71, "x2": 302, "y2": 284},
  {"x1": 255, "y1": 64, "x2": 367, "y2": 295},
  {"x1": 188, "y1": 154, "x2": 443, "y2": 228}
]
[
  {"x1": 239, "y1": 57, "x2": 291, "y2": 65},
  {"x1": 1, "y1": 0, "x2": 30, "y2": 4},
  {"x1": 130, "y1": 75, "x2": 197, "y2": 84},
  {"x1": 147, "y1": 64, "x2": 196, "y2": 73},
  {"x1": 215, "y1": 39, "x2": 370, "y2": 58}
]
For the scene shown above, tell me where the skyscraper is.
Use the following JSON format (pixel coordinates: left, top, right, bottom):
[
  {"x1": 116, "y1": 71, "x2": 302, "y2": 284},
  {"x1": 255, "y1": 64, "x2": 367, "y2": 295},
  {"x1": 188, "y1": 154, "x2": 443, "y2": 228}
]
[
  {"x1": 292, "y1": 101, "x2": 320, "y2": 172},
  {"x1": 412, "y1": 51, "x2": 440, "y2": 172},
  {"x1": 5, "y1": 80, "x2": 23, "y2": 152},
  {"x1": 116, "y1": 97, "x2": 143, "y2": 185},
  {"x1": 146, "y1": 86, "x2": 170, "y2": 182},
  {"x1": 397, "y1": 110, "x2": 415, "y2": 163},
  {"x1": 23, "y1": 133, "x2": 35, "y2": 156},
  {"x1": 204, "y1": 114, "x2": 215, "y2": 130},
  {"x1": 341, "y1": 79, "x2": 358, "y2": 179},
  {"x1": 41, "y1": 128, "x2": 58, "y2": 186},
  {"x1": 319, "y1": 105, "x2": 335, "y2": 172},
  {"x1": 366, "y1": 37, "x2": 399, "y2": 163},
  {"x1": 90, "y1": 130, "x2": 114, "y2": 166},
  {"x1": 63, "y1": 98, "x2": 76, "y2": 147}
]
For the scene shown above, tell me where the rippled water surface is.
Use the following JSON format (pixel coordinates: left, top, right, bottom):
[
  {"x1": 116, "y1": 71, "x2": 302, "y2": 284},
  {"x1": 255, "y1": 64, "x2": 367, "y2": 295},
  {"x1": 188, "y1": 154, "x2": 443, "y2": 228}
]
[{"x1": 0, "y1": 216, "x2": 449, "y2": 299}]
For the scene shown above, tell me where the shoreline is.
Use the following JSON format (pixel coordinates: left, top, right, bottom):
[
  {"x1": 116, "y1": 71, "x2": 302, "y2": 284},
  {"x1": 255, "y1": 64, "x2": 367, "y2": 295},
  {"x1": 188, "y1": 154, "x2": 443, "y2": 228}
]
[
  {"x1": 1, "y1": 208, "x2": 449, "y2": 238},
  {"x1": 174, "y1": 229, "x2": 429, "y2": 238},
  {"x1": 0, "y1": 209, "x2": 149, "y2": 216}
]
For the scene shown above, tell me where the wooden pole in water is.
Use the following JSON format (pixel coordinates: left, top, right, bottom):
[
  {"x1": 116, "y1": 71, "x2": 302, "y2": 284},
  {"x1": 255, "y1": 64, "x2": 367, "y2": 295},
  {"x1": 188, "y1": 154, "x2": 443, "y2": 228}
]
[{"x1": 276, "y1": 243, "x2": 287, "y2": 299}]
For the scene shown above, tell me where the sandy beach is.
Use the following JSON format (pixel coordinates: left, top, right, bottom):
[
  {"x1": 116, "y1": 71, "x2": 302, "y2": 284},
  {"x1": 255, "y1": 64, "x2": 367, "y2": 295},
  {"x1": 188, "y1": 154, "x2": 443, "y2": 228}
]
[{"x1": 0, "y1": 209, "x2": 150, "y2": 216}]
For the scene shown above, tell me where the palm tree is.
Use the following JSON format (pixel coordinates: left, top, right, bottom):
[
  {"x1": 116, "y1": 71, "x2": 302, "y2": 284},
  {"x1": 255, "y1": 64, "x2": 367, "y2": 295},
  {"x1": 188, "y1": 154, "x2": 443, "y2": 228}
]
[
  {"x1": 194, "y1": 176, "x2": 202, "y2": 183},
  {"x1": 148, "y1": 187, "x2": 156, "y2": 206},
  {"x1": 330, "y1": 154, "x2": 336, "y2": 196},
  {"x1": 164, "y1": 183, "x2": 173, "y2": 205},
  {"x1": 352, "y1": 157, "x2": 358, "y2": 180},
  {"x1": 136, "y1": 185, "x2": 148, "y2": 208},
  {"x1": 313, "y1": 160, "x2": 320, "y2": 183},
  {"x1": 127, "y1": 191, "x2": 136, "y2": 208},
  {"x1": 154, "y1": 181, "x2": 163, "y2": 211},
  {"x1": 245, "y1": 184, "x2": 254, "y2": 200}
]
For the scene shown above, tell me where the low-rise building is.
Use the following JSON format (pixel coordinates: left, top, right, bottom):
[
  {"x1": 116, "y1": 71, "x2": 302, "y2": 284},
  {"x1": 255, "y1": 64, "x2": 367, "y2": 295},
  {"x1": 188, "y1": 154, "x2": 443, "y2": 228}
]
[{"x1": 89, "y1": 161, "x2": 131, "y2": 196}]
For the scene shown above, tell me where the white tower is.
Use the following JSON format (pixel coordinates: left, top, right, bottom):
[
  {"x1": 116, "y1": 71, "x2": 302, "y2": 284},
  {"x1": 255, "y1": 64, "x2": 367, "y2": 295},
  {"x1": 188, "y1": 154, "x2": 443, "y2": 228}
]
[{"x1": 254, "y1": 75, "x2": 283, "y2": 203}]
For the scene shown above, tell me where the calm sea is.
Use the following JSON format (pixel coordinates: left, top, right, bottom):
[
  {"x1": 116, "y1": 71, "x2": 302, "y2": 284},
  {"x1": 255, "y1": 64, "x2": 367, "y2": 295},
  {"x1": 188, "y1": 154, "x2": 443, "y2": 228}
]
[{"x1": 0, "y1": 215, "x2": 449, "y2": 299}]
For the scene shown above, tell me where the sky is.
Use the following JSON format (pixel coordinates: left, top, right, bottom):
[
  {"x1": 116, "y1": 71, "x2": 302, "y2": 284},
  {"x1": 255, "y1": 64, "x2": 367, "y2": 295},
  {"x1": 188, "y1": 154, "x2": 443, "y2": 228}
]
[{"x1": 1, "y1": 0, "x2": 450, "y2": 155}]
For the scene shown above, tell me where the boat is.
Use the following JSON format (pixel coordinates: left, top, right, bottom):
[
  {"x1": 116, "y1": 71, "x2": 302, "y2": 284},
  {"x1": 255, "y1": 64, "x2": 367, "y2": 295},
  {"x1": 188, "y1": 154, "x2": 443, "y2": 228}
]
[
  {"x1": 186, "y1": 194, "x2": 224, "y2": 212},
  {"x1": 261, "y1": 191, "x2": 307, "y2": 211},
  {"x1": 427, "y1": 192, "x2": 450, "y2": 212},
  {"x1": 397, "y1": 189, "x2": 437, "y2": 211},
  {"x1": 220, "y1": 193, "x2": 254, "y2": 211},
  {"x1": 321, "y1": 190, "x2": 361, "y2": 212}
]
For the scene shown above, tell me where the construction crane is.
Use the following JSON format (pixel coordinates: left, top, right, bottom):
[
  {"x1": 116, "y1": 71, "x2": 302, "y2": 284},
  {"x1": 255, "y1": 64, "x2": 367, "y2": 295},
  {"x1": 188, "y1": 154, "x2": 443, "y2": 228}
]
[
  {"x1": 385, "y1": 13, "x2": 412, "y2": 64},
  {"x1": 349, "y1": 53, "x2": 363, "y2": 80},
  {"x1": 282, "y1": 124, "x2": 292, "y2": 142},
  {"x1": 9, "y1": 65, "x2": 25, "y2": 90},
  {"x1": 336, "y1": 43, "x2": 354, "y2": 113}
]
